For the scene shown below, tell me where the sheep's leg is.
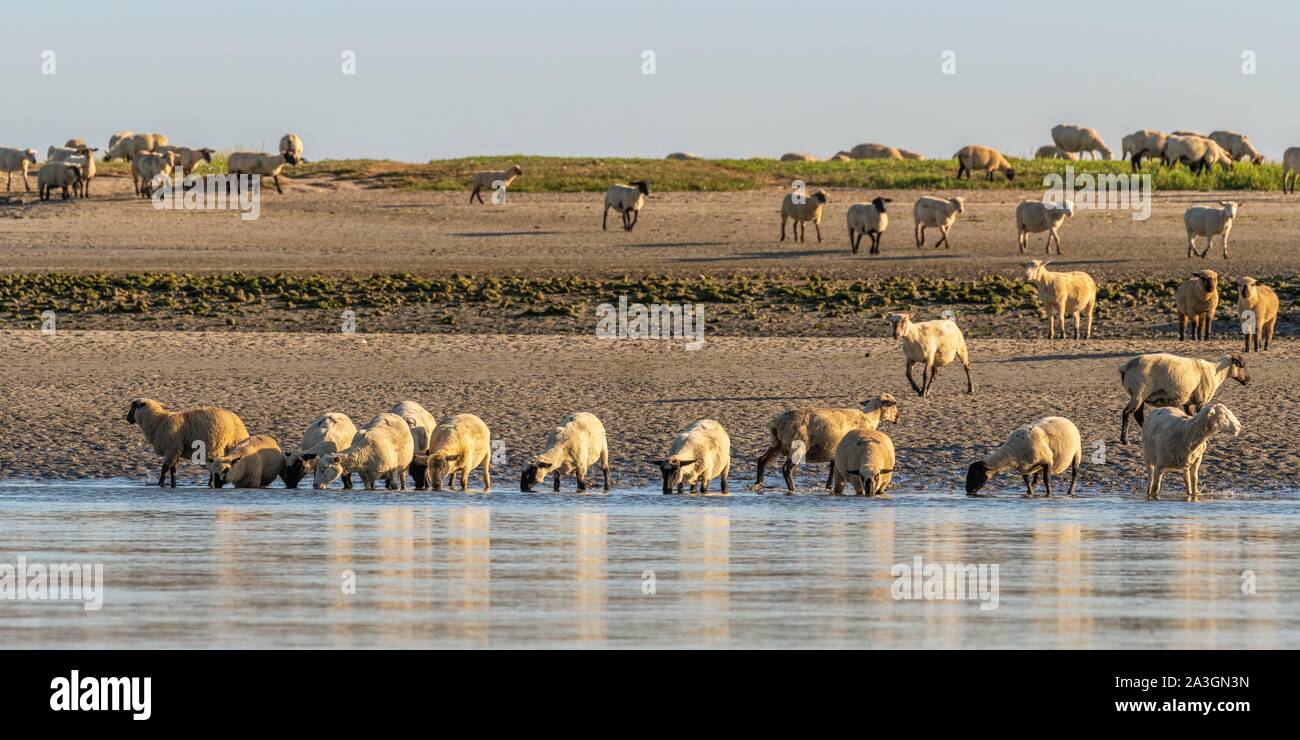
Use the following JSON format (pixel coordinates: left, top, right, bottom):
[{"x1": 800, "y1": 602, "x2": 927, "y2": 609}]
[
  {"x1": 482, "y1": 457, "x2": 491, "y2": 491},
  {"x1": 1041, "y1": 465, "x2": 1053, "y2": 498},
  {"x1": 1146, "y1": 465, "x2": 1160, "y2": 500},
  {"x1": 1022, "y1": 473, "x2": 1035, "y2": 497},
  {"x1": 1178, "y1": 315, "x2": 1187, "y2": 341},
  {"x1": 753, "y1": 440, "x2": 782, "y2": 490},
  {"x1": 830, "y1": 471, "x2": 844, "y2": 496},
  {"x1": 1252, "y1": 328, "x2": 1260, "y2": 352},
  {"x1": 470, "y1": 187, "x2": 480, "y2": 204},
  {"x1": 1186, "y1": 234, "x2": 1196, "y2": 258},
  {"x1": 961, "y1": 352, "x2": 974, "y2": 394},
  {"x1": 576, "y1": 468, "x2": 587, "y2": 492},
  {"x1": 553, "y1": 470, "x2": 562, "y2": 491},
  {"x1": 1067, "y1": 456, "x2": 1079, "y2": 497},
  {"x1": 1072, "y1": 311, "x2": 1081, "y2": 340},
  {"x1": 813, "y1": 221, "x2": 822, "y2": 243},
  {"x1": 923, "y1": 362, "x2": 939, "y2": 397},
  {"x1": 915, "y1": 223, "x2": 924, "y2": 248},
  {"x1": 1265, "y1": 319, "x2": 1276, "y2": 350},
  {"x1": 850, "y1": 227, "x2": 858, "y2": 253},
  {"x1": 461, "y1": 467, "x2": 470, "y2": 491},
  {"x1": 627, "y1": 210, "x2": 639, "y2": 231},
  {"x1": 677, "y1": 482, "x2": 684, "y2": 495},
  {"x1": 1183, "y1": 468, "x2": 1195, "y2": 502},
  {"x1": 1120, "y1": 400, "x2": 1137, "y2": 444},
  {"x1": 1017, "y1": 231, "x2": 1026, "y2": 254},
  {"x1": 1085, "y1": 303, "x2": 1095, "y2": 340},
  {"x1": 824, "y1": 462, "x2": 835, "y2": 490},
  {"x1": 157, "y1": 454, "x2": 178, "y2": 487},
  {"x1": 603, "y1": 206, "x2": 609, "y2": 231},
  {"x1": 780, "y1": 459, "x2": 796, "y2": 492},
  {"x1": 1221, "y1": 232, "x2": 1229, "y2": 259},
  {"x1": 1048, "y1": 312, "x2": 1056, "y2": 340},
  {"x1": 1190, "y1": 458, "x2": 1202, "y2": 501},
  {"x1": 273, "y1": 175, "x2": 283, "y2": 194},
  {"x1": 780, "y1": 216, "x2": 787, "y2": 241},
  {"x1": 1134, "y1": 402, "x2": 1146, "y2": 428},
  {"x1": 904, "y1": 360, "x2": 923, "y2": 396},
  {"x1": 938, "y1": 226, "x2": 950, "y2": 249},
  {"x1": 720, "y1": 466, "x2": 729, "y2": 494}
]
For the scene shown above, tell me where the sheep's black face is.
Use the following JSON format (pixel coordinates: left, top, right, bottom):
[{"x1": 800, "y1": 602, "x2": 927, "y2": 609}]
[
  {"x1": 636, "y1": 181, "x2": 651, "y2": 196},
  {"x1": 521, "y1": 464, "x2": 544, "y2": 492},
  {"x1": 284, "y1": 152, "x2": 299, "y2": 165},
  {"x1": 872, "y1": 197, "x2": 890, "y2": 213},
  {"x1": 1005, "y1": 169, "x2": 1016, "y2": 181},
  {"x1": 126, "y1": 400, "x2": 140, "y2": 424},
  {"x1": 965, "y1": 462, "x2": 990, "y2": 495},
  {"x1": 281, "y1": 456, "x2": 305, "y2": 489}
]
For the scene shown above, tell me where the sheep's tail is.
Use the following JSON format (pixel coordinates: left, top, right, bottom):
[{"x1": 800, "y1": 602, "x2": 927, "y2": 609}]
[{"x1": 789, "y1": 440, "x2": 808, "y2": 466}]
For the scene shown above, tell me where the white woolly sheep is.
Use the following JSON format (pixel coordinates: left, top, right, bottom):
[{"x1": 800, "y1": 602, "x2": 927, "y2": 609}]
[
  {"x1": 307, "y1": 412, "x2": 414, "y2": 490},
  {"x1": 1051, "y1": 124, "x2": 1112, "y2": 160},
  {"x1": 966, "y1": 416, "x2": 1082, "y2": 497},
  {"x1": 227, "y1": 151, "x2": 300, "y2": 194},
  {"x1": 1016, "y1": 199, "x2": 1075, "y2": 255},
  {"x1": 1164, "y1": 135, "x2": 1233, "y2": 174},
  {"x1": 36, "y1": 162, "x2": 82, "y2": 201},
  {"x1": 391, "y1": 400, "x2": 438, "y2": 487},
  {"x1": 0, "y1": 147, "x2": 39, "y2": 191},
  {"x1": 1208, "y1": 131, "x2": 1263, "y2": 164},
  {"x1": 780, "y1": 152, "x2": 817, "y2": 162},
  {"x1": 1024, "y1": 259, "x2": 1098, "y2": 339},
  {"x1": 416, "y1": 413, "x2": 492, "y2": 491},
  {"x1": 1034, "y1": 145, "x2": 1078, "y2": 161},
  {"x1": 1183, "y1": 201, "x2": 1238, "y2": 259},
  {"x1": 954, "y1": 145, "x2": 1015, "y2": 181},
  {"x1": 1121, "y1": 129, "x2": 1168, "y2": 171},
  {"x1": 1174, "y1": 269, "x2": 1219, "y2": 341},
  {"x1": 888, "y1": 312, "x2": 973, "y2": 396},
  {"x1": 132, "y1": 151, "x2": 176, "y2": 198},
  {"x1": 209, "y1": 434, "x2": 284, "y2": 488},
  {"x1": 780, "y1": 189, "x2": 829, "y2": 242},
  {"x1": 126, "y1": 398, "x2": 249, "y2": 488},
  {"x1": 753, "y1": 393, "x2": 900, "y2": 492},
  {"x1": 279, "y1": 133, "x2": 304, "y2": 161},
  {"x1": 1236, "y1": 276, "x2": 1279, "y2": 352},
  {"x1": 831, "y1": 429, "x2": 895, "y2": 497},
  {"x1": 56, "y1": 145, "x2": 99, "y2": 197},
  {"x1": 1142, "y1": 404, "x2": 1241, "y2": 501},
  {"x1": 1118, "y1": 353, "x2": 1249, "y2": 444},
  {"x1": 848, "y1": 143, "x2": 903, "y2": 160},
  {"x1": 846, "y1": 196, "x2": 891, "y2": 255},
  {"x1": 1283, "y1": 147, "x2": 1300, "y2": 194},
  {"x1": 652, "y1": 419, "x2": 731, "y2": 494},
  {"x1": 157, "y1": 146, "x2": 214, "y2": 179},
  {"x1": 520, "y1": 411, "x2": 611, "y2": 492},
  {"x1": 470, "y1": 164, "x2": 523, "y2": 204},
  {"x1": 282, "y1": 412, "x2": 358, "y2": 489},
  {"x1": 913, "y1": 195, "x2": 965, "y2": 249},
  {"x1": 602, "y1": 180, "x2": 651, "y2": 231}
]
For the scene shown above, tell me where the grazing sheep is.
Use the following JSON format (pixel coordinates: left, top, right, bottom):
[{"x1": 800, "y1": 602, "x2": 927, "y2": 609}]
[
  {"x1": 520, "y1": 411, "x2": 611, "y2": 492},
  {"x1": 126, "y1": 398, "x2": 249, "y2": 488},
  {"x1": 36, "y1": 162, "x2": 82, "y2": 201},
  {"x1": 282, "y1": 412, "x2": 358, "y2": 489},
  {"x1": 831, "y1": 429, "x2": 895, "y2": 497},
  {"x1": 307, "y1": 412, "x2": 414, "y2": 490},
  {"x1": 1174, "y1": 270, "x2": 1220, "y2": 341},
  {"x1": 1236, "y1": 276, "x2": 1279, "y2": 352},
  {"x1": 846, "y1": 196, "x2": 891, "y2": 255},
  {"x1": 1164, "y1": 135, "x2": 1234, "y2": 174},
  {"x1": 1034, "y1": 145, "x2": 1078, "y2": 161},
  {"x1": 954, "y1": 145, "x2": 1015, "y2": 181},
  {"x1": 912, "y1": 195, "x2": 965, "y2": 249},
  {"x1": 602, "y1": 180, "x2": 651, "y2": 231},
  {"x1": 1015, "y1": 199, "x2": 1075, "y2": 255},
  {"x1": 279, "y1": 133, "x2": 304, "y2": 161},
  {"x1": 753, "y1": 393, "x2": 900, "y2": 493},
  {"x1": 227, "y1": 151, "x2": 299, "y2": 194},
  {"x1": 1121, "y1": 129, "x2": 1168, "y2": 171},
  {"x1": 1142, "y1": 404, "x2": 1241, "y2": 501},
  {"x1": 780, "y1": 189, "x2": 829, "y2": 242},
  {"x1": 665, "y1": 152, "x2": 702, "y2": 160},
  {"x1": 416, "y1": 413, "x2": 492, "y2": 491},
  {"x1": 469, "y1": 164, "x2": 523, "y2": 204},
  {"x1": 1283, "y1": 147, "x2": 1300, "y2": 194},
  {"x1": 898, "y1": 149, "x2": 925, "y2": 161},
  {"x1": 0, "y1": 147, "x2": 39, "y2": 191},
  {"x1": 156, "y1": 146, "x2": 214, "y2": 179},
  {"x1": 848, "y1": 143, "x2": 903, "y2": 160},
  {"x1": 966, "y1": 416, "x2": 1082, "y2": 497},
  {"x1": 829, "y1": 152, "x2": 853, "y2": 162},
  {"x1": 652, "y1": 419, "x2": 731, "y2": 494},
  {"x1": 780, "y1": 152, "x2": 818, "y2": 162},
  {"x1": 132, "y1": 151, "x2": 176, "y2": 197},
  {"x1": 1208, "y1": 131, "x2": 1263, "y2": 164},
  {"x1": 1183, "y1": 202, "x2": 1238, "y2": 259},
  {"x1": 1023, "y1": 259, "x2": 1098, "y2": 339},
  {"x1": 391, "y1": 400, "x2": 438, "y2": 488},
  {"x1": 1051, "y1": 124, "x2": 1112, "y2": 160},
  {"x1": 209, "y1": 434, "x2": 284, "y2": 488},
  {"x1": 888, "y1": 312, "x2": 973, "y2": 396},
  {"x1": 1118, "y1": 353, "x2": 1249, "y2": 444}
]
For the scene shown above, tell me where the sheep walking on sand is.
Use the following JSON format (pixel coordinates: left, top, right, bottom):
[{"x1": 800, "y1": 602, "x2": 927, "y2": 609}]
[
  {"x1": 126, "y1": 398, "x2": 250, "y2": 488},
  {"x1": 913, "y1": 196, "x2": 965, "y2": 249},
  {"x1": 831, "y1": 429, "x2": 895, "y2": 497},
  {"x1": 846, "y1": 197, "x2": 890, "y2": 254},
  {"x1": 888, "y1": 312, "x2": 973, "y2": 397},
  {"x1": 1016, "y1": 200, "x2": 1074, "y2": 255},
  {"x1": 603, "y1": 181, "x2": 650, "y2": 231},
  {"x1": 1184, "y1": 202, "x2": 1238, "y2": 259},
  {"x1": 520, "y1": 411, "x2": 611, "y2": 492},
  {"x1": 1236, "y1": 276, "x2": 1279, "y2": 352},
  {"x1": 1175, "y1": 270, "x2": 1219, "y2": 341},
  {"x1": 954, "y1": 145, "x2": 1015, "y2": 181},
  {"x1": 227, "y1": 151, "x2": 299, "y2": 194},
  {"x1": 1118, "y1": 353, "x2": 1249, "y2": 445},
  {"x1": 470, "y1": 164, "x2": 522, "y2": 204},
  {"x1": 966, "y1": 416, "x2": 1082, "y2": 497},
  {"x1": 780, "y1": 189, "x2": 829, "y2": 242},
  {"x1": 652, "y1": 419, "x2": 730, "y2": 494},
  {"x1": 1024, "y1": 259, "x2": 1097, "y2": 339},
  {"x1": 1141, "y1": 404, "x2": 1241, "y2": 501},
  {"x1": 753, "y1": 394, "x2": 900, "y2": 492}
]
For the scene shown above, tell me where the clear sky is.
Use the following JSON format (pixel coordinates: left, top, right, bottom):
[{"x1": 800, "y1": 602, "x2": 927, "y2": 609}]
[{"x1": 3, "y1": 0, "x2": 1296, "y2": 161}]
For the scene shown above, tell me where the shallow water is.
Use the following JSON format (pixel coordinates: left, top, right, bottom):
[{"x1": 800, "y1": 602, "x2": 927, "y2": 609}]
[{"x1": 1, "y1": 479, "x2": 1298, "y2": 649}]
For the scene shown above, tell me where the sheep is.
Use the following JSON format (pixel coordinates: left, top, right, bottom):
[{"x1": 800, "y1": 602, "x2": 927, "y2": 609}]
[
  {"x1": 1023, "y1": 259, "x2": 1098, "y2": 339},
  {"x1": 652, "y1": 419, "x2": 730, "y2": 494},
  {"x1": 1034, "y1": 145, "x2": 1078, "y2": 161},
  {"x1": 281, "y1": 412, "x2": 358, "y2": 489},
  {"x1": 1174, "y1": 270, "x2": 1220, "y2": 341},
  {"x1": 279, "y1": 133, "x2": 304, "y2": 162},
  {"x1": 848, "y1": 143, "x2": 903, "y2": 160},
  {"x1": 1141, "y1": 404, "x2": 1241, "y2": 501},
  {"x1": 602, "y1": 180, "x2": 651, "y2": 231},
  {"x1": 966, "y1": 416, "x2": 1082, "y2": 497},
  {"x1": 1050, "y1": 124, "x2": 1112, "y2": 160},
  {"x1": 469, "y1": 164, "x2": 523, "y2": 204},
  {"x1": 64, "y1": 138, "x2": 87, "y2": 149},
  {"x1": 1121, "y1": 129, "x2": 1168, "y2": 171},
  {"x1": 829, "y1": 152, "x2": 853, "y2": 162},
  {"x1": 1118, "y1": 353, "x2": 1249, "y2": 445},
  {"x1": 1183, "y1": 202, "x2": 1238, "y2": 259},
  {"x1": 753, "y1": 393, "x2": 900, "y2": 493},
  {"x1": 209, "y1": 434, "x2": 284, "y2": 488},
  {"x1": 1283, "y1": 147, "x2": 1300, "y2": 194},
  {"x1": 831, "y1": 429, "x2": 895, "y2": 497},
  {"x1": 898, "y1": 149, "x2": 925, "y2": 161},
  {"x1": 954, "y1": 145, "x2": 1015, "y2": 181},
  {"x1": 156, "y1": 146, "x2": 214, "y2": 179},
  {"x1": 132, "y1": 151, "x2": 176, "y2": 198},
  {"x1": 780, "y1": 189, "x2": 829, "y2": 242},
  {"x1": 54, "y1": 145, "x2": 99, "y2": 197},
  {"x1": 47, "y1": 145, "x2": 82, "y2": 162},
  {"x1": 1015, "y1": 199, "x2": 1075, "y2": 255},
  {"x1": 126, "y1": 398, "x2": 249, "y2": 488},
  {"x1": 1236, "y1": 276, "x2": 1279, "y2": 352},
  {"x1": 306, "y1": 412, "x2": 414, "y2": 490},
  {"x1": 36, "y1": 162, "x2": 82, "y2": 201},
  {"x1": 415, "y1": 413, "x2": 492, "y2": 491},
  {"x1": 888, "y1": 312, "x2": 973, "y2": 396},
  {"x1": 1163, "y1": 135, "x2": 1234, "y2": 174},
  {"x1": 106, "y1": 131, "x2": 134, "y2": 155},
  {"x1": 780, "y1": 152, "x2": 817, "y2": 161},
  {"x1": 912, "y1": 195, "x2": 965, "y2": 249},
  {"x1": 665, "y1": 152, "x2": 702, "y2": 160},
  {"x1": 846, "y1": 196, "x2": 891, "y2": 255},
  {"x1": 227, "y1": 150, "x2": 299, "y2": 194},
  {"x1": 1208, "y1": 131, "x2": 1263, "y2": 164},
  {"x1": 520, "y1": 411, "x2": 611, "y2": 492},
  {"x1": 391, "y1": 400, "x2": 438, "y2": 488},
  {"x1": 1171, "y1": 130, "x2": 1206, "y2": 138},
  {"x1": 0, "y1": 147, "x2": 38, "y2": 191},
  {"x1": 103, "y1": 132, "x2": 168, "y2": 162}
]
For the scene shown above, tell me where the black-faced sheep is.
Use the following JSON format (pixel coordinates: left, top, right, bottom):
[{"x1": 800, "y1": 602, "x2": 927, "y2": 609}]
[
  {"x1": 652, "y1": 419, "x2": 730, "y2": 494},
  {"x1": 780, "y1": 189, "x2": 829, "y2": 242},
  {"x1": 954, "y1": 145, "x2": 1014, "y2": 181},
  {"x1": 1174, "y1": 270, "x2": 1219, "y2": 341},
  {"x1": 416, "y1": 413, "x2": 492, "y2": 491},
  {"x1": 282, "y1": 412, "x2": 358, "y2": 489},
  {"x1": 470, "y1": 164, "x2": 522, "y2": 204},
  {"x1": 846, "y1": 197, "x2": 890, "y2": 255},
  {"x1": 966, "y1": 416, "x2": 1081, "y2": 497},
  {"x1": 831, "y1": 429, "x2": 895, "y2": 497},
  {"x1": 520, "y1": 411, "x2": 610, "y2": 492},
  {"x1": 602, "y1": 181, "x2": 650, "y2": 231}
]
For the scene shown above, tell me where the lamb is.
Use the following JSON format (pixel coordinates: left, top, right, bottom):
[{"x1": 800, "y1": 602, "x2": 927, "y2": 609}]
[
  {"x1": 132, "y1": 151, "x2": 176, "y2": 198},
  {"x1": 156, "y1": 146, "x2": 214, "y2": 179},
  {"x1": 965, "y1": 416, "x2": 1081, "y2": 497},
  {"x1": 279, "y1": 133, "x2": 304, "y2": 162},
  {"x1": 846, "y1": 196, "x2": 891, "y2": 255},
  {"x1": 912, "y1": 195, "x2": 965, "y2": 249},
  {"x1": 1121, "y1": 129, "x2": 1168, "y2": 171},
  {"x1": 753, "y1": 393, "x2": 900, "y2": 492},
  {"x1": 520, "y1": 411, "x2": 611, "y2": 492},
  {"x1": 1283, "y1": 147, "x2": 1300, "y2": 194},
  {"x1": 888, "y1": 312, "x2": 973, "y2": 396},
  {"x1": 1118, "y1": 353, "x2": 1249, "y2": 444},
  {"x1": 1015, "y1": 199, "x2": 1075, "y2": 255},
  {"x1": 391, "y1": 400, "x2": 438, "y2": 488},
  {"x1": 954, "y1": 145, "x2": 1014, "y2": 181},
  {"x1": 0, "y1": 147, "x2": 38, "y2": 191},
  {"x1": 780, "y1": 152, "x2": 817, "y2": 161},
  {"x1": 830, "y1": 429, "x2": 895, "y2": 497},
  {"x1": 1141, "y1": 404, "x2": 1241, "y2": 501},
  {"x1": 125, "y1": 398, "x2": 249, "y2": 488},
  {"x1": 780, "y1": 189, "x2": 829, "y2": 242},
  {"x1": 209, "y1": 434, "x2": 284, "y2": 488},
  {"x1": 1236, "y1": 276, "x2": 1279, "y2": 352},
  {"x1": 1023, "y1": 259, "x2": 1098, "y2": 339},
  {"x1": 227, "y1": 151, "x2": 300, "y2": 194},
  {"x1": 602, "y1": 180, "x2": 651, "y2": 231},
  {"x1": 415, "y1": 413, "x2": 492, "y2": 491},
  {"x1": 1208, "y1": 131, "x2": 1263, "y2": 164},
  {"x1": 1183, "y1": 202, "x2": 1238, "y2": 259},
  {"x1": 1163, "y1": 135, "x2": 1233, "y2": 174},
  {"x1": 848, "y1": 143, "x2": 903, "y2": 160},
  {"x1": 652, "y1": 419, "x2": 731, "y2": 494},
  {"x1": 1174, "y1": 270, "x2": 1220, "y2": 341},
  {"x1": 1050, "y1": 124, "x2": 1112, "y2": 160},
  {"x1": 36, "y1": 162, "x2": 82, "y2": 201},
  {"x1": 281, "y1": 412, "x2": 358, "y2": 489},
  {"x1": 1034, "y1": 145, "x2": 1078, "y2": 161},
  {"x1": 469, "y1": 164, "x2": 523, "y2": 204},
  {"x1": 306, "y1": 412, "x2": 414, "y2": 490}
]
